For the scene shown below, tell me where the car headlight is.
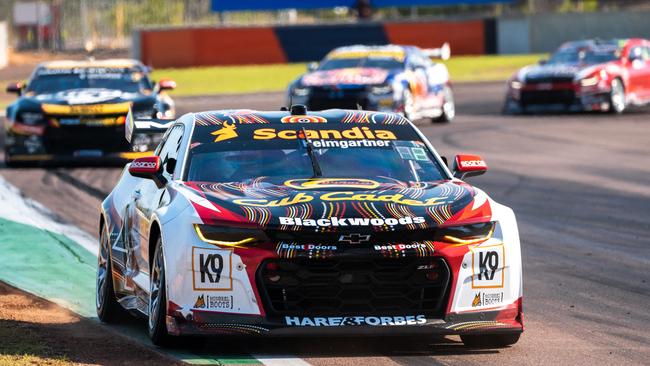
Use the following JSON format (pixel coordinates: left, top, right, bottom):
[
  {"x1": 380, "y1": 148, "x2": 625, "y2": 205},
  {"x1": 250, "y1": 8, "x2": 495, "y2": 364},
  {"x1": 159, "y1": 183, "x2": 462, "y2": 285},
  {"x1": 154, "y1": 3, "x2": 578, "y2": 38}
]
[
  {"x1": 580, "y1": 76, "x2": 599, "y2": 87},
  {"x1": 370, "y1": 85, "x2": 393, "y2": 95},
  {"x1": 509, "y1": 80, "x2": 523, "y2": 89},
  {"x1": 20, "y1": 112, "x2": 44, "y2": 125},
  {"x1": 194, "y1": 224, "x2": 269, "y2": 248},
  {"x1": 292, "y1": 87, "x2": 310, "y2": 96},
  {"x1": 435, "y1": 222, "x2": 495, "y2": 245}
]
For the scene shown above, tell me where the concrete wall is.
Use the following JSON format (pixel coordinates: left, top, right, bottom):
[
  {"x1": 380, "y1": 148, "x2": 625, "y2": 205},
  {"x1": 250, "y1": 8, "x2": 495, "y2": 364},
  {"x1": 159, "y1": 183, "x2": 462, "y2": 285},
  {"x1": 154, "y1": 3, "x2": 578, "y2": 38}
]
[
  {"x1": 0, "y1": 22, "x2": 8, "y2": 69},
  {"x1": 134, "y1": 10, "x2": 650, "y2": 67},
  {"x1": 497, "y1": 10, "x2": 650, "y2": 54},
  {"x1": 137, "y1": 19, "x2": 491, "y2": 68}
]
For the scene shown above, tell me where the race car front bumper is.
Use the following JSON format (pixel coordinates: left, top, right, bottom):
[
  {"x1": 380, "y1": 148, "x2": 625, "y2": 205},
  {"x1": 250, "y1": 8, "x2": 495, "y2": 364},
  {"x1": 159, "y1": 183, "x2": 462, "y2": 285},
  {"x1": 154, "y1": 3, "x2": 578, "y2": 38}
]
[
  {"x1": 505, "y1": 83, "x2": 613, "y2": 113},
  {"x1": 165, "y1": 299, "x2": 523, "y2": 337},
  {"x1": 4, "y1": 128, "x2": 160, "y2": 166}
]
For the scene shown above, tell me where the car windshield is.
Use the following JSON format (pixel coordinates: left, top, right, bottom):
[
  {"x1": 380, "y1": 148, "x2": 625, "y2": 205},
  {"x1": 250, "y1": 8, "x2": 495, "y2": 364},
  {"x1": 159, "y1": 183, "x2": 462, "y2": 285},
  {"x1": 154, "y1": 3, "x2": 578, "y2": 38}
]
[
  {"x1": 548, "y1": 45, "x2": 620, "y2": 65},
  {"x1": 186, "y1": 122, "x2": 446, "y2": 183},
  {"x1": 318, "y1": 57, "x2": 403, "y2": 71},
  {"x1": 26, "y1": 67, "x2": 152, "y2": 94}
]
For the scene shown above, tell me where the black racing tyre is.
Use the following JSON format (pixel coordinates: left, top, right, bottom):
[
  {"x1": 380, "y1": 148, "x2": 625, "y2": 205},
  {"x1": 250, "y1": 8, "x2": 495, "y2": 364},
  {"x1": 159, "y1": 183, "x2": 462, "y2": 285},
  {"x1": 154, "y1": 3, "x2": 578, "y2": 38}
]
[
  {"x1": 609, "y1": 78, "x2": 626, "y2": 114},
  {"x1": 148, "y1": 237, "x2": 173, "y2": 346},
  {"x1": 461, "y1": 333, "x2": 521, "y2": 348},
  {"x1": 433, "y1": 85, "x2": 455, "y2": 123},
  {"x1": 96, "y1": 225, "x2": 124, "y2": 322}
]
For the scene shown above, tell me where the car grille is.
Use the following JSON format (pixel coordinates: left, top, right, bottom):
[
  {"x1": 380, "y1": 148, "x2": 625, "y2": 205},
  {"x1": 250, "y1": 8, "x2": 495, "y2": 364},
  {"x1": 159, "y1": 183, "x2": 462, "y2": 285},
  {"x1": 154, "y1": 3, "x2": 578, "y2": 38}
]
[
  {"x1": 307, "y1": 87, "x2": 369, "y2": 110},
  {"x1": 257, "y1": 257, "x2": 450, "y2": 318},
  {"x1": 521, "y1": 90, "x2": 575, "y2": 105},
  {"x1": 267, "y1": 228, "x2": 438, "y2": 245},
  {"x1": 525, "y1": 76, "x2": 574, "y2": 84},
  {"x1": 44, "y1": 121, "x2": 129, "y2": 153}
]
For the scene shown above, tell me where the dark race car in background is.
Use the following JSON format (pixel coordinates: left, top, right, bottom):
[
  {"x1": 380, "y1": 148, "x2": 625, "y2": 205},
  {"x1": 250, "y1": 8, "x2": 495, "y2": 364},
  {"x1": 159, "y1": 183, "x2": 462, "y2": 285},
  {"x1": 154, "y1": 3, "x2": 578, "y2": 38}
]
[
  {"x1": 504, "y1": 38, "x2": 650, "y2": 114},
  {"x1": 4, "y1": 59, "x2": 176, "y2": 166},
  {"x1": 287, "y1": 44, "x2": 455, "y2": 123}
]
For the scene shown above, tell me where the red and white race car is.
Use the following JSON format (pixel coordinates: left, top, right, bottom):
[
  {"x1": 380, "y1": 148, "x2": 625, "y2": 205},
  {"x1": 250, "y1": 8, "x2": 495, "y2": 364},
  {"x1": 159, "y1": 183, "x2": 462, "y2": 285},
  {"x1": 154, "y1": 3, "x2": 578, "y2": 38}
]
[
  {"x1": 504, "y1": 38, "x2": 650, "y2": 114},
  {"x1": 97, "y1": 106, "x2": 523, "y2": 347}
]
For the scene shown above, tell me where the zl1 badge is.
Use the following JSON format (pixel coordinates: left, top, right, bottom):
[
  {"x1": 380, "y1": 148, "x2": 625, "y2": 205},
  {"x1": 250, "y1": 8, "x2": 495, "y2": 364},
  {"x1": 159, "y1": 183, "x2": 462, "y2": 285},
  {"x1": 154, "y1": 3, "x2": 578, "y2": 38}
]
[
  {"x1": 471, "y1": 244, "x2": 505, "y2": 289},
  {"x1": 192, "y1": 247, "x2": 233, "y2": 291}
]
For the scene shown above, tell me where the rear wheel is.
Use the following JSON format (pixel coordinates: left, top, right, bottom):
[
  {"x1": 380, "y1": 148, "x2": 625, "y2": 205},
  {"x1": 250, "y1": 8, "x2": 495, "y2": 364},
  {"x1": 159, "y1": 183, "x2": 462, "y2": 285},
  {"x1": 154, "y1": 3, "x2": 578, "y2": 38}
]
[
  {"x1": 433, "y1": 85, "x2": 455, "y2": 123},
  {"x1": 609, "y1": 78, "x2": 626, "y2": 114},
  {"x1": 148, "y1": 238, "x2": 173, "y2": 346},
  {"x1": 96, "y1": 225, "x2": 123, "y2": 322},
  {"x1": 461, "y1": 333, "x2": 521, "y2": 348}
]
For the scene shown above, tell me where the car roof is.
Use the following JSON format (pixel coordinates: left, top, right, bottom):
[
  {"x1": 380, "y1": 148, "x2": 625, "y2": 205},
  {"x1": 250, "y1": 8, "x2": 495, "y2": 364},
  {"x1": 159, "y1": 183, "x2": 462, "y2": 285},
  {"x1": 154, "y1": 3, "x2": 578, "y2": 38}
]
[
  {"x1": 37, "y1": 58, "x2": 145, "y2": 69},
  {"x1": 559, "y1": 39, "x2": 629, "y2": 49},
  {"x1": 325, "y1": 44, "x2": 414, "y2": 60},
  {"x1": 189, "y1": 109, "x2": 410, "y2": 127}
]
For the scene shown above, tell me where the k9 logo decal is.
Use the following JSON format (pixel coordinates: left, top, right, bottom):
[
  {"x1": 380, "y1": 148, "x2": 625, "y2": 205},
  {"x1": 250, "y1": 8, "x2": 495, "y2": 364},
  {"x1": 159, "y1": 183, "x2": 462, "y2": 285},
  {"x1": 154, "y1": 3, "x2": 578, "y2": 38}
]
[
  {"x1": 192, "y1": 247, "x2": 232, "y2": 291},
  {"x1": 471, "y1": 244, "x2": 505, "y2": 289}
]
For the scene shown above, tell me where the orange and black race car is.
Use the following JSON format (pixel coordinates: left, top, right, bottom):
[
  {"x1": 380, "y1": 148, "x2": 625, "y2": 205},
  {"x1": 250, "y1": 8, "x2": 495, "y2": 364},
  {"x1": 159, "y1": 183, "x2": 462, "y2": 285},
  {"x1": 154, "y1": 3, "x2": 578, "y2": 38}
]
[{"x1": 4, "y1": 59, "x2": 176, "y2": 166}]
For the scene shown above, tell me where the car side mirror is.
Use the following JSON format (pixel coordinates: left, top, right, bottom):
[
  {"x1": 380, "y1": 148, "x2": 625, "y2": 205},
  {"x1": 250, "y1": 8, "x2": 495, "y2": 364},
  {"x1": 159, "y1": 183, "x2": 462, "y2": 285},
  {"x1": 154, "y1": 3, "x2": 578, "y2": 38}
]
[
  {"x1": 452, "y1": 154, "x2": 488, "y2": 180},
  {"x1": 158, "y1": 79, "x2": 177, "y2": 91},
  {"x1": 6, "y1": 82, "x2": 24, "y2": 95},
  {"x1": 307, "y1": 62, "x2": 319, "y2": 72},
  {"x1": 129, "y1": 156, "x2": 167, "y2": 188}
]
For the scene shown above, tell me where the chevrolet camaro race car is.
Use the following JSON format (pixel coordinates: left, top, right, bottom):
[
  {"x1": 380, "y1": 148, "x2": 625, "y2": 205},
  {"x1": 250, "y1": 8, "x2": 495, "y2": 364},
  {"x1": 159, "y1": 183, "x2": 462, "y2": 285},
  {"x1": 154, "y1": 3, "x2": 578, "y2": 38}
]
[
  {"x1": 4, "y1": 59, "x2": 176, "y2": 166},
  {"x1": 287, "y1": 44, "x2": 455, "y2": 122},
  {"x1": 97, "y1": 106, "x2": 523, "y2": 347},
  {"x1": 504, "y1": 38, "x2": 650, "y2": 114}
]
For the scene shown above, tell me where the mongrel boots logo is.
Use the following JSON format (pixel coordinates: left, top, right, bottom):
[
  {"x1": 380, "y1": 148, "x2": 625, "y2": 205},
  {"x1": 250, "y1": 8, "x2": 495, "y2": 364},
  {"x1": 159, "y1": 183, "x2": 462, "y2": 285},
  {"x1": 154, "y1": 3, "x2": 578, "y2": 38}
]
[{"x1": 279, "y1": 216, "x2": 425, "y2": 227}]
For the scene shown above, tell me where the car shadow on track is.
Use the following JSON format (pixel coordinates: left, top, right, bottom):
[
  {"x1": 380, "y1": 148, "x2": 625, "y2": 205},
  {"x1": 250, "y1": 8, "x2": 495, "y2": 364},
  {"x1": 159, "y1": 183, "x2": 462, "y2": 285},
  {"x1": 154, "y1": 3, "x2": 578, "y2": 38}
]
[{"x1": 192, "y1": 335, "x2": 501, "y2": 360}]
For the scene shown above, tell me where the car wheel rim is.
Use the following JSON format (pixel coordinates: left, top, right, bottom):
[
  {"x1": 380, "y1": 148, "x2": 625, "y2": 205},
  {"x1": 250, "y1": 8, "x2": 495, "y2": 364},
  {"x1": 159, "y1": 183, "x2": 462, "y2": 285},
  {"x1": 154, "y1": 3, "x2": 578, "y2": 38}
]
[
  {"x1": 96, "y1": 230, "x2": 109, "y2": 310},
  {"x1": 403, "y1": 91, "x2": 414, "y2": 119},
  {"x1": 443, "y1": 87, "x2": 455, "y2": 120},
  {"x1": 611, "y1": 80, "x2": 625, "y2": 112},
  {"x1": 148, "y1": 248, "x2": 163, "y2": 331}
]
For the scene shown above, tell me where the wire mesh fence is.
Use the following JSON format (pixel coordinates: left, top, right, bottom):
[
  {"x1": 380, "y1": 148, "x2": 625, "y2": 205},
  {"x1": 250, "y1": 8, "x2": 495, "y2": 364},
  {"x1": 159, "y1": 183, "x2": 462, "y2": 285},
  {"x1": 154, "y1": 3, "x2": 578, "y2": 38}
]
[{"x1": 2, "y1": 0, "x2": 650, "y2": 51}]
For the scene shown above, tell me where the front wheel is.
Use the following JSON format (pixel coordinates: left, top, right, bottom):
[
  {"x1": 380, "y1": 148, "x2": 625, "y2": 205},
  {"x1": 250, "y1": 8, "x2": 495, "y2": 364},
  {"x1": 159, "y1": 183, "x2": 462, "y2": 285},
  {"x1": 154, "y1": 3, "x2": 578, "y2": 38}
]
[
  {"x1": 96, "y1": 225, "x2": 124, "y2": 322},
  {"x1": 148, "y1": 238, "x2": 173, "y2": 346},
  {"x1": 461, "y1": 333, "x2": 521, "y2": 348},
  {"x1": 433, "y1": 86, "x2": 455, "y2": 123},
  {"x1": 609, "y1": 78, "x2": 626, "y2": 114}
]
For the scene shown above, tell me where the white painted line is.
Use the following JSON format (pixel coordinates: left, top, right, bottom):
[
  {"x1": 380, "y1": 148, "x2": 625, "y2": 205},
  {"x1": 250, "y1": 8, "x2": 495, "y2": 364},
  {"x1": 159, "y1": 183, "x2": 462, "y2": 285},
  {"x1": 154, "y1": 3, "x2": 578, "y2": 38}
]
[
  {"x1": 253, "y1": 356, "x2": 312, "y2": 366},
  {"x1": 0, "y1": 175, "x2": 97, "y2": 254}
]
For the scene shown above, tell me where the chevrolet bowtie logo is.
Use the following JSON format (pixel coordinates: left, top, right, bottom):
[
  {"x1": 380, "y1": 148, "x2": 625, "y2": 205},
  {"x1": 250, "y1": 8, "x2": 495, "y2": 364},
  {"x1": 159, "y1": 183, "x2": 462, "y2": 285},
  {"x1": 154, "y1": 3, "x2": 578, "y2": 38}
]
[{"x1": 338, "y1": 233, "x2": 371, "y2": 245}]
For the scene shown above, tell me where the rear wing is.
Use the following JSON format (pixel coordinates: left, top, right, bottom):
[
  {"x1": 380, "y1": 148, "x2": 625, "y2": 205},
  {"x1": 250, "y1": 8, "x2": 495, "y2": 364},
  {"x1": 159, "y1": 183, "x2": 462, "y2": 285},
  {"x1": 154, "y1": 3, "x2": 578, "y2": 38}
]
[
  {"x1": 423, "y1": 42, "x2": 451, "y2": 61},
  {"x1": 125, "y1": 108, "x2": 175, "y2": 143}
]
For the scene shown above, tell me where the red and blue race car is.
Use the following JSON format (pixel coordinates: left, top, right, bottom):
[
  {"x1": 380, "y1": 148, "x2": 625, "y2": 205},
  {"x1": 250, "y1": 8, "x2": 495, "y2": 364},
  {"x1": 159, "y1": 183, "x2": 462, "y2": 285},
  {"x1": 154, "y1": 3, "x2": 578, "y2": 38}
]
[{"x1": 504, "y1": 38, "x2": 650, "y2": 114}]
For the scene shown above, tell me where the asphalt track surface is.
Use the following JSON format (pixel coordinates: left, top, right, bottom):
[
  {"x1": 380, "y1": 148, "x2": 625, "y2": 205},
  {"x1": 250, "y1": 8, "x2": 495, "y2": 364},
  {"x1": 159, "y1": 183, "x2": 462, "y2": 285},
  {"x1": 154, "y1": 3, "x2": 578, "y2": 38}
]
[{"x1": 1, "y1": 82, "x2": 650, "y2": 365}]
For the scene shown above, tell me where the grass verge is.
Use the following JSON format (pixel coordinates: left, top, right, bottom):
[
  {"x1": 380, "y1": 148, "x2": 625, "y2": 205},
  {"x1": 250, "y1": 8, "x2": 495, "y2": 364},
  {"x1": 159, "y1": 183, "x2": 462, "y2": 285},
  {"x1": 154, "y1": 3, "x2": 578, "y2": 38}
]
[{"x1": 152, "y1": 54, "x2": 545, "y2": 97}]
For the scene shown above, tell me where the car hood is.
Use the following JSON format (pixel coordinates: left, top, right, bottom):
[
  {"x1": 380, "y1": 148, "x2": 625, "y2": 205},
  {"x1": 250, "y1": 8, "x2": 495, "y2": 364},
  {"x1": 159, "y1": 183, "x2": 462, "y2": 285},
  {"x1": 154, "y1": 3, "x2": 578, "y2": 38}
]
[
  {"x1": 518, "y1": 63, "x2": 588, "y2": 82},
  {"x1": 24, "y1": 88, "x2": 153, "y2": 106},
  {"x1": 179, "y1": 177, "x2": 492, "y2": 231},
  {"x1": 301, "y1": 68, "x2": 391, "y2": 87}
]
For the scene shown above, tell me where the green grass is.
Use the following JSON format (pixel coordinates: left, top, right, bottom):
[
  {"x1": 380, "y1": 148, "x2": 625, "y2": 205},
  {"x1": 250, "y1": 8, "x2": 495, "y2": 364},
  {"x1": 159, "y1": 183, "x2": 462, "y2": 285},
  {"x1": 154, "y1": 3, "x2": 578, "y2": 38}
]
[
  {"x1": 151, "y1": 63, "x2": 307, "y2": 96},
  {"x1": 152, "y1": 54, "x2": 545, "y2": 97},
  {"x1": 443, "y1": 54, "x2": 545, "y2": 82}
]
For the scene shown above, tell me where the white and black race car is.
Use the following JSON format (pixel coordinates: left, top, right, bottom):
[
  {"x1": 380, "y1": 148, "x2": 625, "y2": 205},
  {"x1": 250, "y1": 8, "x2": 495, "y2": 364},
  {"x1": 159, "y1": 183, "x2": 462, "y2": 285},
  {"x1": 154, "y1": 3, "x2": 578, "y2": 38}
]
[{"x1": 97, "y1": 106, "x2": 523, "y2": 347}]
